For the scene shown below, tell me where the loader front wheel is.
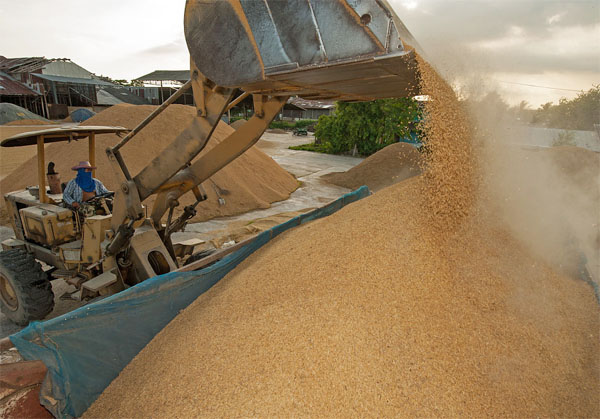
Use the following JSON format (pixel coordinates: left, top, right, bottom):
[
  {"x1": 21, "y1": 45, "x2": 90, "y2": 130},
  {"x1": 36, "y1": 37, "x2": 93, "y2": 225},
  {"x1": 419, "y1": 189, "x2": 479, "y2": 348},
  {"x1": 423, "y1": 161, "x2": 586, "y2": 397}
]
[{"x1": 0, "y1": 249, "x2": 54, "y2": 326}]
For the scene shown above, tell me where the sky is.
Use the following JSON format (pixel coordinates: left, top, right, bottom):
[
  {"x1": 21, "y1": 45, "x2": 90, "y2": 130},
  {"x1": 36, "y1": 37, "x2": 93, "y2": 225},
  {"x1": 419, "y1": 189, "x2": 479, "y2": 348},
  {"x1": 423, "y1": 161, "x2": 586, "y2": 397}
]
[{"x1": 1, "y1": 0, "x2": 598, "y2": 107}]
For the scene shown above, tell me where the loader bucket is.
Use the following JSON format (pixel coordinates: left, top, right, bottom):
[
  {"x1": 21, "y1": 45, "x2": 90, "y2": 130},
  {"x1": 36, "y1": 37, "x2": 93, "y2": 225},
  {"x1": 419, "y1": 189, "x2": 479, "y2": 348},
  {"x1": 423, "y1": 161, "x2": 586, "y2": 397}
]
[{"x1": 184, "y1": 0, "x2": 420, "y2": 101}]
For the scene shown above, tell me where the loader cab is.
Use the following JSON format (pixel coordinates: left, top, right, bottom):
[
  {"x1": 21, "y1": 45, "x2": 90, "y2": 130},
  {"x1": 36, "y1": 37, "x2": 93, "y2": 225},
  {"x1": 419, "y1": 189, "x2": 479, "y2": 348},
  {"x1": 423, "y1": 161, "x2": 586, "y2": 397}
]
[{"x1": 1, "y1": 126, "x2": 129, "y2": 247}]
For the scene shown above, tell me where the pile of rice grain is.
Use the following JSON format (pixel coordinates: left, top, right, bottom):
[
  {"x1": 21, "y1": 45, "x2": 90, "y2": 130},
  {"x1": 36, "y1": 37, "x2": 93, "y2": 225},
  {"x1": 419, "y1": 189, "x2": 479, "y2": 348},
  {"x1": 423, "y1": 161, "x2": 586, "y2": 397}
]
[
  {"x1": 84, "y1": 57, "x2": 599, "y2": 417},
  {"x1": 0, "y1": 104, "x2": 298, "y2": 223},
  {"x1": 321, "y1": 142, "x2": 421, "y2": 192},
  {"x1": 3, "y1": 118, "x2": 54, "y2": 126}
]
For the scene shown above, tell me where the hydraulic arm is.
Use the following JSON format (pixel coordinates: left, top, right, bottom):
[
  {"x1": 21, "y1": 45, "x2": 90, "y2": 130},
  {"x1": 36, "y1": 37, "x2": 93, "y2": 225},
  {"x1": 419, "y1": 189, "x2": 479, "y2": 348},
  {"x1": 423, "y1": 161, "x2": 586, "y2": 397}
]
[{"x1": 106, "y1": 0, "x2": 421, "y2": 255}]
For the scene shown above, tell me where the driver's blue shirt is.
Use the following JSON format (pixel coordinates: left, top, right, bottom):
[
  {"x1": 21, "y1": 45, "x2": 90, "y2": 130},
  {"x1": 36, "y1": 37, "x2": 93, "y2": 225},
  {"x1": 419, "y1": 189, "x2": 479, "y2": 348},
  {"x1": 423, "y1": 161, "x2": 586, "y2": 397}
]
[{"x1": 62, "y1": 178, "x2": 110, "y2": 205}]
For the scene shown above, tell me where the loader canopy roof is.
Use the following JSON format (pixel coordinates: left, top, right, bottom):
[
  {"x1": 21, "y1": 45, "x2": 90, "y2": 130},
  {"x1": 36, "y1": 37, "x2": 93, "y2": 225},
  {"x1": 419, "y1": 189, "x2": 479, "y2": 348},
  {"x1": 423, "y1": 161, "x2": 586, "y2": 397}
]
[{"x1": 1, "y1": 126, "x2": 129, "y2": 147}]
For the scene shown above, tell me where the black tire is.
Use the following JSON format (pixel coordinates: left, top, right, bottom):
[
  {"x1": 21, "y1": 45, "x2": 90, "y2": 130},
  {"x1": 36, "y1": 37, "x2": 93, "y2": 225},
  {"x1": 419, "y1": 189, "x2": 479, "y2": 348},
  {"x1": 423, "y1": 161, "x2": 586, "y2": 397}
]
[{"x1": 0, "y1": 249, "x2": 54, "y2": 326}]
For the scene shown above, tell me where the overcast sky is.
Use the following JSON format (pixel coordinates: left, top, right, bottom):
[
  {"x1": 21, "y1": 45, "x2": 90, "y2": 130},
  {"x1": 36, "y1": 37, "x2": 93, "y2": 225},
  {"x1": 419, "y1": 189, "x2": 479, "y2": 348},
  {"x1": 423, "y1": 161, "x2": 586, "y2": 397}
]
[{"x1": 1, "y1": 0, "x2": 598, "y2": 107}]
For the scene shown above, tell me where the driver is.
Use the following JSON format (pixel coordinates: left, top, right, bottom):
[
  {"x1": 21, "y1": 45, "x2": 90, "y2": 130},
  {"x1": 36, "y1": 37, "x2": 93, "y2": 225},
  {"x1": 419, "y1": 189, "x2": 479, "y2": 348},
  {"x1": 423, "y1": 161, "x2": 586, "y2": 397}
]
[{"x1": 63, "y1": 161, "x2": 110, "y2": 208}]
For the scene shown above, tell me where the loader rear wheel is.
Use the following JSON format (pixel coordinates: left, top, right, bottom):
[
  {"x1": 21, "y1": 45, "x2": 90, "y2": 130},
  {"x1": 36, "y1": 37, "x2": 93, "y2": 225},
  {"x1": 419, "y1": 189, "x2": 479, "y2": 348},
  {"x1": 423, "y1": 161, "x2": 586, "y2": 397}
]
[{"x1": 0, "y1": 249, "x2": 54, "y2": 326}]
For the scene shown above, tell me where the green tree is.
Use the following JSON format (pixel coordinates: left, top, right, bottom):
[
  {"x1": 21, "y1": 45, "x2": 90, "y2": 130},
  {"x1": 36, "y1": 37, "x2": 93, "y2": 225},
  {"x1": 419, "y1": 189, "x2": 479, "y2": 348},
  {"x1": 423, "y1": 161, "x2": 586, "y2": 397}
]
[
  {"x1": 314, "y1": 98, "x2": 421, "y2": 156},
  {"x1": 533, "y1": 86, "x2": 599, "y2": 131}
]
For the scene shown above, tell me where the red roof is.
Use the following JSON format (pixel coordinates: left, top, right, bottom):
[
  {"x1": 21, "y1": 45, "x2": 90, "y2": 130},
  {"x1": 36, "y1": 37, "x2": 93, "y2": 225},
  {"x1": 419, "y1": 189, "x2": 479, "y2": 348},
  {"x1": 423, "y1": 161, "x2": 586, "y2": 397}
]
[{"x1": 0, "y1": 71, "x2": 39, "y2": 96}]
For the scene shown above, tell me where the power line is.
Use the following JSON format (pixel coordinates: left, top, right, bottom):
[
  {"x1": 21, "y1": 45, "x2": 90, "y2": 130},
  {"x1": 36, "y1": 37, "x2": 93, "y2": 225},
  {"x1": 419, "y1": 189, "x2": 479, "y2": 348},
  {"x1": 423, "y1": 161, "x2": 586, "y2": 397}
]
[{"x1": 495, "y1": 80, "x2": 583, "y2": 92}]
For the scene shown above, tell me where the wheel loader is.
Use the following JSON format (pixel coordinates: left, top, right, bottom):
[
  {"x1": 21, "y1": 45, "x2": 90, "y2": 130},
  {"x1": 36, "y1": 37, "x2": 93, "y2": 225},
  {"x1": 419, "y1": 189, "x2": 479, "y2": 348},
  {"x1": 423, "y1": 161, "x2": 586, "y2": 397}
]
[{"x1": 0, "y1": 0, "x2": 421, "y2": 327}]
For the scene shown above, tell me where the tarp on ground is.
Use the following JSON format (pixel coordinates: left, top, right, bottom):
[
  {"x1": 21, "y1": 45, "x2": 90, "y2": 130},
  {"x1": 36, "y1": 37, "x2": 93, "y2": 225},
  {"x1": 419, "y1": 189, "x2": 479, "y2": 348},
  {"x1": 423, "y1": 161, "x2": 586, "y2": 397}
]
[
  {"x1": 69, "y1": 108, "x2": 95, "y2": 123},
  {"x1": 10, "y1": 186, "x2": 370, "y2": 418},
  {"x1": 0, "y1": 103, "x2": 48, "y2": 125}
]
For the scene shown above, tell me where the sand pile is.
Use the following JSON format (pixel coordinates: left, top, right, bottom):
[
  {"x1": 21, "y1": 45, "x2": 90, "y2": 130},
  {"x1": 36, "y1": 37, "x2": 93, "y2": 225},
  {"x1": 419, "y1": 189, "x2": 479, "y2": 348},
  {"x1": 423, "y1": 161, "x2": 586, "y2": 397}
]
[
  {"x1": 321, "y1": 142, "x2": 421, "y2": 192},
  {"x1": 0, "y1": 104, "x2": 298, "y2": 222},
  {"x1": 84, "y1": 56, "x2": 599, "y2": 417}
]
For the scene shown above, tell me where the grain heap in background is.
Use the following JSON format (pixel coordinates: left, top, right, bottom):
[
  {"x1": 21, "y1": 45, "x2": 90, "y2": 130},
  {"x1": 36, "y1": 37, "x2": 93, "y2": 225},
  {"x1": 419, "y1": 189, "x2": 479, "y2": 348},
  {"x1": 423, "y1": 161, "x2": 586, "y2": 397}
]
[
  {"x1": 321, "y1": 142, "x2": 421, "y2": 192},
  {"x1": 229, "y1": 119, "x2": 247, "y2": 130},
  {"x1": 3, "y1": 119, "x2": 54, "y2": 126},
  {"x1": 85, "y1": 55, "x2": 599, "y2": 418},
  {"x1": 0, "y1": 104, "x2": 298, "y2": 223}
]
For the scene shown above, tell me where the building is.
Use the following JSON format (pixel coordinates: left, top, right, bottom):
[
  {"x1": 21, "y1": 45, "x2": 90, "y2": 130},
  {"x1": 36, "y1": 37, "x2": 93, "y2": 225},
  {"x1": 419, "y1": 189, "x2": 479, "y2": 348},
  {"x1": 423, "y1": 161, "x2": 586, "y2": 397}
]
[
  {"x1": 0, "y1": 70, "x2": 46, "y2": 117},
  {"x1": 132, "y1": 70, "x2": 193, "y2": 105},
  {"x1": 0, "y1": 56, "x2": 115, "y2": 118},
  {"x1": 97, "y1": 87, "x2": 150, "y2": 107},
  {"x1": 282, "y1": 98, "x2": 335, "y2": 120}
]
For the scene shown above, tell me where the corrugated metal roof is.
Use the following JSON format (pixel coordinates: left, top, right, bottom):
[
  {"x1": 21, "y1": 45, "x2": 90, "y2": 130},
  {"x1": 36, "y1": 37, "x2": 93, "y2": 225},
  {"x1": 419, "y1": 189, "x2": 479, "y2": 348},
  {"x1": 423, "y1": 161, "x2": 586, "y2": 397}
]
[
  {"x1": 97, "y1": 87, "x2": 150, "y2": 105},
  {"x1": 0, "y1": 56, "x2": 49, "y2": 73},
  {"x1": 42, "y1": 60, "x2": 93, "y2": 79},
  {"x1": 0, "y1": 70, "x2": 39, "y2": 96},
  {"x1": 31, "y1": 73, "x2": 115, "y2": 86},
  {"x1": 97, "y1": 89, "x2": 124, "y2": 105},
  {"x1": 135, "y1": 70, "x2": 190, "y2": 82}
]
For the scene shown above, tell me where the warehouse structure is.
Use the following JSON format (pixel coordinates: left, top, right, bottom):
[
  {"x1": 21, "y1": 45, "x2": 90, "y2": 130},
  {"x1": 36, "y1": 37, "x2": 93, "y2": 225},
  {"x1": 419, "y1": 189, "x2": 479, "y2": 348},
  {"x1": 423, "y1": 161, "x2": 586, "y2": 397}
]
[
  {"x1": 0, "y1": 70, "x2": 46, "y2": 117},
  {"x1": 0, "y1": 56, "x2": 115, "y2": 118},
  {"x1": 97, "y1": 86, "x2": 150, "y2": 107},
  {"x1": 132, "y1": 70, "x2": 193, "y2": 105},
  {"x1": 282, "y1": 98, "x2": 335, "y2": 120}
]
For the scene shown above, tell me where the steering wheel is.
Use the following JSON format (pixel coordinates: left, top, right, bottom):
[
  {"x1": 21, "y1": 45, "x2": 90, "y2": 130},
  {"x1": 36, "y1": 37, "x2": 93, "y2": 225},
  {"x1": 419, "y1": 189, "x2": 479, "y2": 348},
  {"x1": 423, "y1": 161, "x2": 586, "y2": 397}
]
[
  {"x1": 79, "y1": 191, "x2": 115, "y2": 216},
  {"x1": 85, "y1": 191, "x2": 115, "y2": 202}
]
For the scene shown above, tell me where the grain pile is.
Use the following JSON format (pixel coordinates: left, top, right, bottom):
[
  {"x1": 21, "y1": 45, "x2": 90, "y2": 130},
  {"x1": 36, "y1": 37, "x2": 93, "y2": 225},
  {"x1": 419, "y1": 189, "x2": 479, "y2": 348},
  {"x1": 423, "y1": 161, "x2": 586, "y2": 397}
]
[
  {"x1": 0, "y1": 104, "x2": 298, "y2": 222},
  {"x1": 321, "y1": 142, "x2": 421, "y2": 192},
  {"x1": 3, "y1": 119, "x2": 53, "y2": 126},
  {"x1": 0, "y1": 125, "x2": 55, "y2": 182},
  {"x1": 230, "y1": 119, "x2": 247, "y2": 130},
  {"x1": 85, "y1": 55, "x2": 599, "y2": 418}
]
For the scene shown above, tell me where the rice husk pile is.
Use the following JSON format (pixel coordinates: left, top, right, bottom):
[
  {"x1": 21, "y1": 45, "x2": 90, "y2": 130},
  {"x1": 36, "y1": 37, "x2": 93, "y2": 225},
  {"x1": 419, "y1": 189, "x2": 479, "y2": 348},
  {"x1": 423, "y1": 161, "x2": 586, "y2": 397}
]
[
  {"x1": 0, "y1": 104, "x2": 298, "y2": 222},
  {"x1": 84, "y1": 56, "x2": 599, "y2": 417},
  {"x1": 321, "y1": 142, "x2": 421, "y2": 192}
]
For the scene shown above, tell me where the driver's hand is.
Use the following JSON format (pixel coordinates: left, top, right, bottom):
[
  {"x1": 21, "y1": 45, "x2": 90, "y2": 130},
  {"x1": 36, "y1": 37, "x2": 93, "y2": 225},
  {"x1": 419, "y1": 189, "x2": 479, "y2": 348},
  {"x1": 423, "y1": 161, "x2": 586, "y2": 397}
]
[{"x1": 72, "y1": 202, "x2": 80, "y2": 208}]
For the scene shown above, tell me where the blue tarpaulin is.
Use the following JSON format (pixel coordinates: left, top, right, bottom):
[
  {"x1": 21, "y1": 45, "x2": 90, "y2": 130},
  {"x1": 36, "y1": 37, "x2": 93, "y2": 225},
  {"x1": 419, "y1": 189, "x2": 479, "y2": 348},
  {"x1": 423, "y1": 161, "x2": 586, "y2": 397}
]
[
  {"x1": 69, "y1": 108, "x2": 96, "y2": 123},
  {"x1": 10, "y1": 186, "x2": 370, "y2": 418}
]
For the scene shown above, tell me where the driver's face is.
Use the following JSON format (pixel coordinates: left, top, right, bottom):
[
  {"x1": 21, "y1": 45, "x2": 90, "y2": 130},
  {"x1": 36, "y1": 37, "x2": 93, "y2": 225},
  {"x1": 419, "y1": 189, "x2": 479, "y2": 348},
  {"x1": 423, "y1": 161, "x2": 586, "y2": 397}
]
[{"x1": 85, "y1": 168, "x2": 92, "y2": 173}]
